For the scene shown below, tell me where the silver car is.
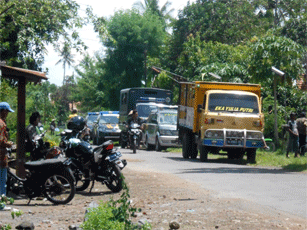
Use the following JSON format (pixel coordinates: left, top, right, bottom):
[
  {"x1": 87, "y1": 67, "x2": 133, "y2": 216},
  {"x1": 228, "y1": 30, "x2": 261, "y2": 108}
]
[{"x1": 143, "y1": 109, "x2": 180, "y2": 151}]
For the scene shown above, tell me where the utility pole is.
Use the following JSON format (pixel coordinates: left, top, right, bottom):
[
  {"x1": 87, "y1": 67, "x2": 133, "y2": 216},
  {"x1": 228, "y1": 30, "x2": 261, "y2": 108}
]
[
  {"x1": 144, "y1": 49, "x2": 147, "y2": 85},
  {"x1": 271, "y1": 66, "x2": 285, "y2": 149}
]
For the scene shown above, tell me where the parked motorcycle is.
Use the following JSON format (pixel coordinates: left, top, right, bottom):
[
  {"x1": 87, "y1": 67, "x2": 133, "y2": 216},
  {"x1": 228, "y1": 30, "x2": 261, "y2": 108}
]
[
  {"x1": 27, "y1": 130, "x2": 62, "y2": 160},
  {"x1": 59, "y1": 116, "x2": 127, "y2": 193},
  {"x1": 128, "y1": 122, "x2": 142, "y2": 154},
  {"x1": 7, "y1": 157, "x2": 76, "y2": 205}
]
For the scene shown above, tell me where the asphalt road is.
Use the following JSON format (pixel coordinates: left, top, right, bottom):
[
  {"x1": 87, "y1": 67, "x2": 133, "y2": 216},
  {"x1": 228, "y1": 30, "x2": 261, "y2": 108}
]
[{"x1": 119, "y1": 147, "x2": 307, "y2": 219}]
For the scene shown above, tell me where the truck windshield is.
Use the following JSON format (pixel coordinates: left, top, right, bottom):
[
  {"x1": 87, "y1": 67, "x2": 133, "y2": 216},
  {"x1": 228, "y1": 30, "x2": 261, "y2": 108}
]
[
  {"x1": 99, "y1": 116, "x2": 119, "y2": 124},
  {"x1": 208, "y1": 93, "x2": 259, "y2": 114},
  {"x1": 87, "y1": 115, "x2": 98, "y2": 125},
  {"x1": 137, "y1": 105, "x2": 158, "y2": 118},
  {"x1": 159, "y1": 112, "x2": 177, "y2": 125}
]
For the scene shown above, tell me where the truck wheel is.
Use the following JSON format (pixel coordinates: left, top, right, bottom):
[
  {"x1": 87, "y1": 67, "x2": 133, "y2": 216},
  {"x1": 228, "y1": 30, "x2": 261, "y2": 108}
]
[
  {"x1": 190, "y1": 134, "x2": 198, "y2": 159},
  {"x1": 155, "y1": 137, "x2": 162, "y2": 152},
  {"x1": 182, "y1": 133, "x2": 190, "y2": 158},
  {"x1": 145, "y1": 136, "x2": 153, "y2": 150},
  {"x1": 247, "y1": 149, "x2": 256, "y2": 163},
  {"x1": 120, "y1": 133, "x2": 126, "y2": 148},
  {"x1": 199, "y1": 144, "x2": 208, "y2": 162}
]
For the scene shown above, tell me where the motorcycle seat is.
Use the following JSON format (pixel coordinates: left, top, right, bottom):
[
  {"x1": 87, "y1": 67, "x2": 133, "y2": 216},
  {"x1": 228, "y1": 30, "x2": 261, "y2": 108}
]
[
  {"x1": 25, "y1": 158, "x2": 65, "y2": 171},
  {"x1": 64, "y1": 129, "x2": 73, "y2": 134},
  {"x1": 93, "y1": 140, "x2": 113, "y2": 152}
]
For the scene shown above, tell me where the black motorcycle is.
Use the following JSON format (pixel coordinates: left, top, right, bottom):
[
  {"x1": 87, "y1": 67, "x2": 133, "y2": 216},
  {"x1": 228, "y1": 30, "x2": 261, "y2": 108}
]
[
  {"x1": 59, "y1": 117, "x2": 127, "y2": 193},
  {"x1": 7, "y1": 157, "x2": 76, "y2": 205},
  {"x1": 128, "y1": 122, "x2": 142, "y2": 154},
  {"x1": 26, "y1": 131, "x2": 63, "y2": 161}
]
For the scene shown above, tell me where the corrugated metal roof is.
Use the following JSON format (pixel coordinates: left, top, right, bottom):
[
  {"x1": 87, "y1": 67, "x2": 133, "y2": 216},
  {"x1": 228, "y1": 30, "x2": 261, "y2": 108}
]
[{"x1": 0, "y1": 65, "x2": 48, "y2": 83}]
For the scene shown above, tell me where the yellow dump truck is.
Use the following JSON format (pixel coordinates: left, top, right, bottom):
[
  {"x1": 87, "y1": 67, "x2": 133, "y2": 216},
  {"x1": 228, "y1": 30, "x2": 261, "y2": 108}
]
[{"x1": 178, "y1": 81, "x2": 264, "y2": 162}]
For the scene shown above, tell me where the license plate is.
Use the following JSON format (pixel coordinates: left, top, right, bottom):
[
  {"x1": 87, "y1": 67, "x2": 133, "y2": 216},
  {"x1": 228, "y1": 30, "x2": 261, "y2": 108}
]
[
  {"x1": 227, "y1": 140, "x2": 238, "y2": 145},
  {"x1": 109, "y1": 153, "x2": 119, "y2": 161}
]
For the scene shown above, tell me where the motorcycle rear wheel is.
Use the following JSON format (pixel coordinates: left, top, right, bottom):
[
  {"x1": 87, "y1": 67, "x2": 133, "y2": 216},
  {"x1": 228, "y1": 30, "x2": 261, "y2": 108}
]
[
  {"x1": 43, "y1": 172, "x2": 75, "y2": 205},
  {"x1": 105, "y1": 164, "x2": 123, "y2": 193},
  {"x1": 75, "y1": 169, "x2": 90, "y2": 191}
]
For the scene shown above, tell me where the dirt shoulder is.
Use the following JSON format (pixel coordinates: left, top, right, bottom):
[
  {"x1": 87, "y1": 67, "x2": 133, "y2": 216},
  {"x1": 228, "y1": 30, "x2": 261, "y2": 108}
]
[{"x1": 1, "y1": 157, "x2": 306, "y2": 230}]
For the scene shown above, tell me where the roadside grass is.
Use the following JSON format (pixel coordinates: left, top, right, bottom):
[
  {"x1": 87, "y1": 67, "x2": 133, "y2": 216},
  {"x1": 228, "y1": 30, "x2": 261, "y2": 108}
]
[
  {"x1": 255, "y1": 149, "x2": 307, "y2": 172},
  {"x1": 166, "y1": 148, "x2": 307, "y2": 173}
]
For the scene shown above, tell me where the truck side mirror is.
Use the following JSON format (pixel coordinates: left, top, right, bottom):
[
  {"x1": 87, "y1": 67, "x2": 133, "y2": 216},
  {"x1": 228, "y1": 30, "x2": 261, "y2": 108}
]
[{"x1": 197, "y1": 104, "x2": 203, "y2": 113}]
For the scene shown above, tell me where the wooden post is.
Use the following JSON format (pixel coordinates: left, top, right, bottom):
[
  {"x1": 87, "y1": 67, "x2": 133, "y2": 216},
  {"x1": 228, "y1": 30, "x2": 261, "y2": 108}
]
[{"x1": 16, "y1": 77, "x2": 26, "y2": 178}]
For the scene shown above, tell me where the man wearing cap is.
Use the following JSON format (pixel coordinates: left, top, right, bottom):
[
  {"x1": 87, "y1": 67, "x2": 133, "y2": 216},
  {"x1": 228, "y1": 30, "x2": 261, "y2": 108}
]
[{"x1": 0, "y1": 102, "x2": 14, "y2": 198}]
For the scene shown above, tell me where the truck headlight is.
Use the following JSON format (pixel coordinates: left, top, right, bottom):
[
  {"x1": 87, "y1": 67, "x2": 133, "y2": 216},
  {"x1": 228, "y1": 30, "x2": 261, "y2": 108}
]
[
  {"x1": 160, "y1": 129, "x2": 172, "y2": 136},
  {"x1": 205, "y1": 130, "x2": 223, "y2": 139},
  {"x1": 246, "y1": 131, "x2": 263, "y2": 140}
]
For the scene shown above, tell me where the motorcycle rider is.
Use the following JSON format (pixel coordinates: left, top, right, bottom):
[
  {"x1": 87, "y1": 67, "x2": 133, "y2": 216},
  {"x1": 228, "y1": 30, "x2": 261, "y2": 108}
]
[
  {"x1": 127, "y1": 110, "x2": 142, "y2": 127},
  {"x1": 126, "y1": 110, "x2": 143, "y2": 148}
]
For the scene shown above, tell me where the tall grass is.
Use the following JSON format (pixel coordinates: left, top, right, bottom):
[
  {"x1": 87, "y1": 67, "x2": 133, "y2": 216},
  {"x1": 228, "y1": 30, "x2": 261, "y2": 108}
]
[{"x1": 166, "y1": 148, "x2": 307, "y2": 172}]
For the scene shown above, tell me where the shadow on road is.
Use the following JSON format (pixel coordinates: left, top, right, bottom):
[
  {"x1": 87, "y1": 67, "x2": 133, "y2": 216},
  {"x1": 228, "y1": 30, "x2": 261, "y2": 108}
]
[
  {"x1": 177, "y1": 166, "x2": 292, "y2": 174},
  {"x1": 165, "y1": 157, "x2": 295, "y2": 174},
  {"x1": 165, "y1": 156, "x2": 248, "y2": 165},
  {"x1": 77, "y1": 190, "x2": 114, "y2": 197}
]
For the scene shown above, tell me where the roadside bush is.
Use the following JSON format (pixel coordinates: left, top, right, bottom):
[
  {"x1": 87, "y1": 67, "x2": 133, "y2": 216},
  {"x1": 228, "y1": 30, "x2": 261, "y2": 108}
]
[
  {"x1": 0, "y1": 195, "x2": 23, "y2": 230},
  {"x1": 81, "y1": 178, "x2": 151, "y2": 230},
  {"x1": 81, "y1": 202, "x2": 125, "y2": 230}
]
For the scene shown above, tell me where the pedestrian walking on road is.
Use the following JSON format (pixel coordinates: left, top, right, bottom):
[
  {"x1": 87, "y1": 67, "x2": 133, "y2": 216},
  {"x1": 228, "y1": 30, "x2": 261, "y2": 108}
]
[{"x1": 286, "y1": 112, "x2": 300, "y2": 158}]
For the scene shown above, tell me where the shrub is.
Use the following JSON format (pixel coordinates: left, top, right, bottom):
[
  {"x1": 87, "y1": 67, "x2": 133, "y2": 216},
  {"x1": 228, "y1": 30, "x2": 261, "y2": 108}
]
[{"x1": 82, "y1": 178, "x2": 151, "y2": 230}]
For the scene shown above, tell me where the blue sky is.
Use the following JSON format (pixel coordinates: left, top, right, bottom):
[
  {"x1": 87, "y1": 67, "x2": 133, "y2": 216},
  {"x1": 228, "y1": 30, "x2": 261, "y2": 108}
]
[{"x1": 42, "y1": 0, "x2": 196, "y2": 86}]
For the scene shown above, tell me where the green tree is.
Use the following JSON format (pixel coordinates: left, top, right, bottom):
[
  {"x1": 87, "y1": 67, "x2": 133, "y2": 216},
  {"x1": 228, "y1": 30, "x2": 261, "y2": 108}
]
[
  {"x1": 94, "y1": 9, "x2": 166, "y2": 110},
  {"x1": 26, "y1": 81, "x2": 58, "y2": 124},
  {"x1": 248, "y1": 34, "x2": 305, "y2": 85},
  {"x1": 133, "y1": 0, "x2": 174, "y2": 26},
  {"x1": 73, "y1": 53, "x2": 106, "y2": 112},
  {"x1": 176, "y1": 34, "x2": 250, "y2": 82},
  {"x1": 170, "y1": 0, "x2": 269, "y2": 63},
  {"x1": 56, "y1": 41, "x2": 75, "y2": 85},
  {"x1": 0, "y1": 0, "x2": 86, "y2": 70}
]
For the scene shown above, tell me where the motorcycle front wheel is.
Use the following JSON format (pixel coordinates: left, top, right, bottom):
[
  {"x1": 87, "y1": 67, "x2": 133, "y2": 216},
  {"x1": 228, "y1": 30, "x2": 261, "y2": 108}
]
[
  {"x1": 43, "y1": 172, "x2": 75, "y2": 205},
  {"x1": 105, "y1": 164, "x2": 123, "y2": 193},
  {"x1": 133, "y1": 139, "x2": 137, "y2": 153}
]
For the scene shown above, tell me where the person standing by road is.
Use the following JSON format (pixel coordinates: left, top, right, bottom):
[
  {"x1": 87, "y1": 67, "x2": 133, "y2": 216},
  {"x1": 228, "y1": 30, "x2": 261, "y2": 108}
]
[
  {"x1": 296, "y1": 112, "x2": 306, "y2": 156},
  {"x1": 50, "y1": 119, "x2": 56, "y2": 135},
  {"x1": 0, "y1": 102, "x2": 14, "y2": 198},
  {"x1": 286, "y1": 112, "x2": 300, "y2": 158}
]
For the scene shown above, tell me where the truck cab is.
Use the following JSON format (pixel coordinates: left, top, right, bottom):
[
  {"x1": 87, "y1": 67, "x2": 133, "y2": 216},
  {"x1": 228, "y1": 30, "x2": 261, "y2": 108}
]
[{"x1": 178, "y1": 81, "x2": 264, "y2": 163}]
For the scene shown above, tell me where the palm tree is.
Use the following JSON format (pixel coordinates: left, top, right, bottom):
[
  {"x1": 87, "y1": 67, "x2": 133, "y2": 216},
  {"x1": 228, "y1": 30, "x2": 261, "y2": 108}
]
[
  {"x1": 56, "y1": 42, "x2": 75, "y2": 85},
  {"x1": 133, "y1": 0, "x2": 174, "y2": 24}
]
